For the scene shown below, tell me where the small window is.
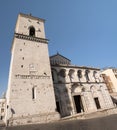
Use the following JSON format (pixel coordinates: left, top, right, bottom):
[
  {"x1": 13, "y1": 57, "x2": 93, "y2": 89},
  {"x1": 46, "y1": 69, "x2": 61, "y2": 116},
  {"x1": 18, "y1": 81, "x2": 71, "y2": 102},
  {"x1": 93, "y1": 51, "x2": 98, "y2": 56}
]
[
  {"x1": 22, "y1": 57, "x2": 24, "y2": 60},
  {"x1": 21, "y1": 65, "x2": 23, "y2": 68},
  {"x1": 29, "y1": 26, "x2": 35, "y2": 37},
  {"x1": 32, "y1": 87, "x2": 36, "y2": 99}
]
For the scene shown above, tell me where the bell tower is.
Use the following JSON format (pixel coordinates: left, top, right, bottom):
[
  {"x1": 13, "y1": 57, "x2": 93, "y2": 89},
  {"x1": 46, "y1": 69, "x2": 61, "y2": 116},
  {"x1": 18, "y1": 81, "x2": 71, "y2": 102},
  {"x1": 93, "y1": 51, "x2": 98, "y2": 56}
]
[{"x1": 5, "y1": 13, "x2": 59, "y2": 126}]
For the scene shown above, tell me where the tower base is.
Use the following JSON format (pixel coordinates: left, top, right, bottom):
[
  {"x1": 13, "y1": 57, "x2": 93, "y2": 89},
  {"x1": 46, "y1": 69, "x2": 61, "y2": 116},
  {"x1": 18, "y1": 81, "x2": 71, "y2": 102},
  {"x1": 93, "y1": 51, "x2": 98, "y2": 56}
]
[{"x1": 7, "y1": 112, "x2": 60, "y2": 126}]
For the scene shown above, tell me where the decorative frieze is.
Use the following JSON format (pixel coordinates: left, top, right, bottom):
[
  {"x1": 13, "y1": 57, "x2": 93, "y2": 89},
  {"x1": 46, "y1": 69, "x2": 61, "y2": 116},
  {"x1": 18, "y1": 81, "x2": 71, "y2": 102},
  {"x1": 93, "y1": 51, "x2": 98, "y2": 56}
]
[
  {"x1": 15, "y1": 74, "x2": 50, "y2": 79},
  {"x1": 15, "y1": 33, "x2": 48, "y2": 43}
]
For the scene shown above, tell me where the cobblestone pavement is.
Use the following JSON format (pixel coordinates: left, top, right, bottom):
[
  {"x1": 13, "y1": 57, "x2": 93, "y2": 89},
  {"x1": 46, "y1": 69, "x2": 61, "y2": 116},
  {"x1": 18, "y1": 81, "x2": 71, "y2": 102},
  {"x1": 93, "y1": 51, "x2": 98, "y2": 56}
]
[{"x1": 0, "y1": 114, "x2": 117, "y2": 130}]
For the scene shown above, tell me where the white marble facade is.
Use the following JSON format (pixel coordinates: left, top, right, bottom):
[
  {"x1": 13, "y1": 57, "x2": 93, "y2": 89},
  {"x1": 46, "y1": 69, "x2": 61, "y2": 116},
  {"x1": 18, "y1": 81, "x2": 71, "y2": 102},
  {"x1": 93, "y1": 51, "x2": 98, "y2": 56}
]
[{"x1": 50, "y1": 54, "x2": 114, "y2": 117}]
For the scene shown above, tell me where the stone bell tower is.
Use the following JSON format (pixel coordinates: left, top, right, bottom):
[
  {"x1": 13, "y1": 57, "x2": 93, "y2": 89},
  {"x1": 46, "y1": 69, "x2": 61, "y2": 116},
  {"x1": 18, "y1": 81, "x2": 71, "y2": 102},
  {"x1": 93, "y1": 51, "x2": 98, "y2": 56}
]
[{"x1": 5, "y1": 13, "x2": 59, "y2": 126}]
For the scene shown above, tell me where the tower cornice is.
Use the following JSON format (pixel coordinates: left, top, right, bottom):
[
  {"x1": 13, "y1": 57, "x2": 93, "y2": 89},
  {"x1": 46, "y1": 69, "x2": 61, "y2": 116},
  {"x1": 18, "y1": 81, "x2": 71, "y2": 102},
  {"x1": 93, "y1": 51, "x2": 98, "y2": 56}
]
[
  {"x1": 19, "y1": 13, "x2": 45, "y2": 22},
  {"x1": 15, "y1": 33, "x2": 48, "y2": 43}
]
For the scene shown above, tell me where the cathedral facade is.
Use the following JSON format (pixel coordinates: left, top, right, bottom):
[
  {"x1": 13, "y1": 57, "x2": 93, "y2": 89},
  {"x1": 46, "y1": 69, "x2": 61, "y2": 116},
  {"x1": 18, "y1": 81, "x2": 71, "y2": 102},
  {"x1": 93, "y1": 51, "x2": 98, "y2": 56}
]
[
  {"x1": 50, "y1": 54, "x2": 115, "y2": 118},
  {"x1": 1, "y1": 13, "x2": 117, "y2": 126}
]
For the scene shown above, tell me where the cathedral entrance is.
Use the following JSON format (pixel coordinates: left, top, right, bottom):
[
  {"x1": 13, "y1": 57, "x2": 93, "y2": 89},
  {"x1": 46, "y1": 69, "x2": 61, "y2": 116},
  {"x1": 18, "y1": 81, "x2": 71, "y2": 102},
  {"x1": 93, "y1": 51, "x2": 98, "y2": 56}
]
[
  {"x1": 94, "y1": 97, "x2": 101, "y2": 109},
  {"x1": 73, "y1": 95, "x2": 84, "y2": 113},
  {"x1": 56, "y1": 101, "x2": 61, "y2": 114}
]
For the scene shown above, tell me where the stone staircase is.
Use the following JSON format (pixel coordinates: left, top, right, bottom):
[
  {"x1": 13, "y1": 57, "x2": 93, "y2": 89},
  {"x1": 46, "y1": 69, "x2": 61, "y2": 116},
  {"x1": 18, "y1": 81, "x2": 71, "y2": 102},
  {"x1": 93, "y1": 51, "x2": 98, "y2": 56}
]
[{"x1": 61, "y1": 107, "x2": 117, "y2": 121}]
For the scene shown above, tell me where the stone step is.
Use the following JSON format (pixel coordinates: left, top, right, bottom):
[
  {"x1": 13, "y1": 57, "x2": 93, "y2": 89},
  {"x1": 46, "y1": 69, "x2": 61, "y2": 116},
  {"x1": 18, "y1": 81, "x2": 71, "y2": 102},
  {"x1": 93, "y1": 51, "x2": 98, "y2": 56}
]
[{"x1": 61, "y1": 107, "x2": 117, "y2": 121}]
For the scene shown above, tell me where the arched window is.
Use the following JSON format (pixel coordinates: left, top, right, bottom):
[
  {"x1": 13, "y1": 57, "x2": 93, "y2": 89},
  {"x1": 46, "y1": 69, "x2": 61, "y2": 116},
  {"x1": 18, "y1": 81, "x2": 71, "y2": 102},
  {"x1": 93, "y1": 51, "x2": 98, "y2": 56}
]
[
  {"x1": 77, "y1": 70, "x2": 82, "y2": 78},
  {"x1": 68, "y1": 69, "x2": 75, "y2": 82},
  {"x1": 51, "y1": 69, "x2": 58, "y2": 83},
  {"x1": 29, "y1": 26, "x2": 35, "y2": 37},
  {"x1": 93, "y1": 71, "x2": 100, "y2": 82},
  {"x1": 85, "y1": 70, "x2": 90, "y2": 81},
  {"x1": 93, "y1": 71, "x2": 98, "y2": 79},
  {"x1": 59, "y1": 69, "x2": 66, "y2": 78}
]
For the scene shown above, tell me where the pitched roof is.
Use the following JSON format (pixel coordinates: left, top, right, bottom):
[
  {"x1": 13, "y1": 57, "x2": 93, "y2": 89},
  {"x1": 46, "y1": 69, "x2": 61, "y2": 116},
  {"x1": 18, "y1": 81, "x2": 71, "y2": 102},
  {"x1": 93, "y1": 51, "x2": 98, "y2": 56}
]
[{"x1": 50, "y1": 53, "x2": 71, "y2": 65}]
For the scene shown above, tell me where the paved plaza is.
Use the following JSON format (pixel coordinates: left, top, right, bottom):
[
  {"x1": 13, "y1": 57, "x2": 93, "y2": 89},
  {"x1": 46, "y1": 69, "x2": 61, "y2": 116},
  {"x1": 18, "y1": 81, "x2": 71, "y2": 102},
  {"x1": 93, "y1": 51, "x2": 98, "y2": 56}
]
[{"x1": 0, "y1": 114, "x2": 117, "y2": 130}]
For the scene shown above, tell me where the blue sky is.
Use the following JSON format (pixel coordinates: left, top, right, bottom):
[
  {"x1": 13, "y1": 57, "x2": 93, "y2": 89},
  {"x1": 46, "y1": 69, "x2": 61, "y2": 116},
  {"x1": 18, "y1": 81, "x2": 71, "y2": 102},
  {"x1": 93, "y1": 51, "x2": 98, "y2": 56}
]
[{"x1": 0, "y1": 0, "x2": 117, "y2": 96}]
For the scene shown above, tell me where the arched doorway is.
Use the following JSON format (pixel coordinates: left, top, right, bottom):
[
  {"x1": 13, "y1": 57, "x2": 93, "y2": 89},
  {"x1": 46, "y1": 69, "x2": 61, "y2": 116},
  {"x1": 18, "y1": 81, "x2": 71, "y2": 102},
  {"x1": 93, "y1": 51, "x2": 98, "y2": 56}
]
[
  {"x1": 71, "y1": 83, "x2": 84, "y2": 113},
  {"x1": 73, "y1": 95, "x2": 84, "y2": 113}
]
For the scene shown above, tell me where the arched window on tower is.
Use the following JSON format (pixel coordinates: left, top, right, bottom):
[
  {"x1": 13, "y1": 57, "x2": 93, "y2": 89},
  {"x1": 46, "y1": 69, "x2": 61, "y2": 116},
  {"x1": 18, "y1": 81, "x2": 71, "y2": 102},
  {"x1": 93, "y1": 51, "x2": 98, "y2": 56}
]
[{"x1": 29, "y1": 26, "x2": 35, "y2": 37}]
